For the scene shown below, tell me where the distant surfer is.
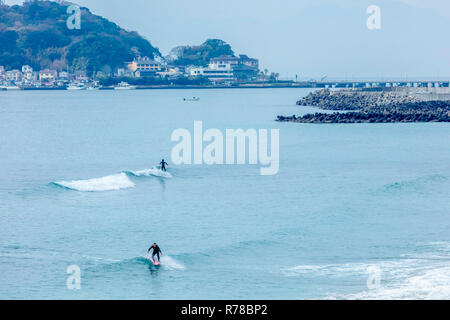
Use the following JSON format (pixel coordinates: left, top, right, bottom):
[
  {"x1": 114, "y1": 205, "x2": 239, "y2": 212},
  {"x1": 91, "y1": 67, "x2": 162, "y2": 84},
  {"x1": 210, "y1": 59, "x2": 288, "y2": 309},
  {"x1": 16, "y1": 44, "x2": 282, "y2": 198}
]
[
  {"x1": 160, "y1": 159, "x2": 168, "y2": 172},
  {"x1": 148, "y1": 243, "x2": 163, "y2": 262}
]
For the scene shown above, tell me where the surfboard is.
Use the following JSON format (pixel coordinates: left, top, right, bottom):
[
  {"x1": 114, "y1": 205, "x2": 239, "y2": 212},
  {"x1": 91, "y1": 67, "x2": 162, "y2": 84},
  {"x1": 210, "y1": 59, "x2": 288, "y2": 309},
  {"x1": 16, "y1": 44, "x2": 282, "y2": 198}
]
[{"x1": 151, "y1": 258, "x2": 161, "y2": 266}]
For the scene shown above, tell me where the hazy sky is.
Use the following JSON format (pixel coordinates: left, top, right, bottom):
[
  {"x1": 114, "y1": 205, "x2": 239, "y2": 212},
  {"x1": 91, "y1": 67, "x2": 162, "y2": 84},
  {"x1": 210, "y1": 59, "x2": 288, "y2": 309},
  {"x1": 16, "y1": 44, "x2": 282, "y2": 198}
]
[{"x1": 5, "y1": 0, "x2": 450, "y2": 78}]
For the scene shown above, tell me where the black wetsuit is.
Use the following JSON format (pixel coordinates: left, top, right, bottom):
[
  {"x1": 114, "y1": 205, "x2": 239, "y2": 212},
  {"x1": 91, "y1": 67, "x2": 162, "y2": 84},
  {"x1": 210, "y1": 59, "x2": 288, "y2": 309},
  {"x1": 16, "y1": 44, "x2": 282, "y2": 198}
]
[
  {"x1": 148, "y1": 245, "x2": 162, "y2": 262},
  {"x1": 160, "y1": 161, "x2": 167, "y2": 172}
]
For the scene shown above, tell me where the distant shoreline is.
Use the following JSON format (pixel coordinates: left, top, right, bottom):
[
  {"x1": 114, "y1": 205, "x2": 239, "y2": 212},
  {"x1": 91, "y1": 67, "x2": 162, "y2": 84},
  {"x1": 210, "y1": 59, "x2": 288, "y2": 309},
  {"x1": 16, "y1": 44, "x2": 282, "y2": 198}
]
[
  {"x1": 3, "y1": 81, "x2": 450, "y2": 91},
  {"x1": 1, "y1": 83, "x2": 315, "y2": 91}
]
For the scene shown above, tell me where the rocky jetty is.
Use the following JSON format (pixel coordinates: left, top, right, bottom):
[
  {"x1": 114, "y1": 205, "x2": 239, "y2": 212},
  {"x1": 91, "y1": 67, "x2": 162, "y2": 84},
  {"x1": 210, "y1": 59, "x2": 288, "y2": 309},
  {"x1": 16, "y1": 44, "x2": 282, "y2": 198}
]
[
  {"x1": 277, "y1": 89, "x2": 450, "y2": 123},
  {"x1": 296, "y1": 89, "x2": 422, "y2": 110}
]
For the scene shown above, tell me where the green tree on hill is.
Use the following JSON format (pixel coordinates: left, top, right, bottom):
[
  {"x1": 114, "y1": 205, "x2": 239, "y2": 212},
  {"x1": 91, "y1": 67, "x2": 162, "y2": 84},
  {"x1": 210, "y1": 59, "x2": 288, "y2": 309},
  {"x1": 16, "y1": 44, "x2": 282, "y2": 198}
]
[
  {"x1": 0, "y1": 1, "x2": 160, "y2": 71},
  {"x1": 168, "y1": 39, "x2": 234, "y2": 67}
]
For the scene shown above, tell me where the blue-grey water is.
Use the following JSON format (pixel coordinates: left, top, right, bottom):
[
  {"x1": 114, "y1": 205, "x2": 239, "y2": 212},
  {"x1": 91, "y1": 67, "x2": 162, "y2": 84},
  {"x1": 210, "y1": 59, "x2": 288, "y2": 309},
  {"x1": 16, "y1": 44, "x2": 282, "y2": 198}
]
[{"x1": 1, "y1": 88, "x2": 450, "y2": 299}]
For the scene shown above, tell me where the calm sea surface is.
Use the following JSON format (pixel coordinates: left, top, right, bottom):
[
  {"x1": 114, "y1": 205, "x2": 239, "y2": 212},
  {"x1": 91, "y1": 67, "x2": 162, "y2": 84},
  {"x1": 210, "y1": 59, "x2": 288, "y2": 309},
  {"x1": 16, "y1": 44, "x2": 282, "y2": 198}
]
[{"x1": 1, "y1": 88, "x2": 450, "y2": 299}]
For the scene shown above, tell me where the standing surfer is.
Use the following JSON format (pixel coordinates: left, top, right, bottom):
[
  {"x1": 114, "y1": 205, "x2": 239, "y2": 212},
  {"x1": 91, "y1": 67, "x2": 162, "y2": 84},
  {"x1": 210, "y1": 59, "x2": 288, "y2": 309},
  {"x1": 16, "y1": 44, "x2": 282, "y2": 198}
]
[
  {"x1": 160, "y1": 159, "x2": 168, "y2": 172},
  {"x1": 148, "y1": 243, "x2": 163, "y2": 262}
]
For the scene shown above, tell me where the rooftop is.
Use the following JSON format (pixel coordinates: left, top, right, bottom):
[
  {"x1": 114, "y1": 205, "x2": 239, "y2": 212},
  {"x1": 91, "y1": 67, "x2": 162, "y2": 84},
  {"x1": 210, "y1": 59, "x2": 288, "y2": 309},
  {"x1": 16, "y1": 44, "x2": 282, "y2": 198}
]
[
  {"x1": 210, "y1": 55, "x2": 239, "y2": 62},
  {"x1": 133, "y1": 56, "x2": 160, "y2": 65}
]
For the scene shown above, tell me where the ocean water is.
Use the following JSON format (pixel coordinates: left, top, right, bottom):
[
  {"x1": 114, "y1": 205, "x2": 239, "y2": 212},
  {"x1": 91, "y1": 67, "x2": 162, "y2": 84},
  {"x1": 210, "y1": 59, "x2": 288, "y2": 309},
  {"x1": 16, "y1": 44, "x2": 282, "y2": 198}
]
[{"x1": 1, "y1": 88, "x2": 450, "y2": 300}]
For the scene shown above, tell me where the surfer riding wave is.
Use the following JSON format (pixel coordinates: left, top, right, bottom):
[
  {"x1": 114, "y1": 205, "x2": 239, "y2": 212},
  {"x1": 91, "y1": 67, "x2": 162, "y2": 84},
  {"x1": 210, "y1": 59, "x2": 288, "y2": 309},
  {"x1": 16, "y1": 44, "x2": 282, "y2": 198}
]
[
  {"x1": 160, "y1": 159, "x2": 168, "y2": 172},
  {"x1": 148, "y1": 243, "x2": 163, "y2": 263}
]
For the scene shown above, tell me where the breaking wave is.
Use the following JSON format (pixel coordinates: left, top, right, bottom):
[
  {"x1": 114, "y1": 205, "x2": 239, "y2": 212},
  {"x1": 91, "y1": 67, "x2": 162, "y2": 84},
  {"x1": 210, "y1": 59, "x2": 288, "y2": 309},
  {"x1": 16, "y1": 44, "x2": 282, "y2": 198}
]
[
  {"x1": 144, "y1": 254, "x2": 186, "y2": 270},
  {"x1": 332, "y1": 265, "x2": 450, "y2": 300},
  {"x1": 50, "y1": 166, "x2": 174, "y2": 192},
  {"x1": 282, "y1": 242, "x2": 450, "y2": 300},
  {"x1": 52, "y1": 173, "x2": 135, "y2": 192},
  {"x1": 125, "y1": 167, "x2": 172, "y2": 179},
  {"x1": 87, "y1": 254, "x2": 186, "y2": 274}
]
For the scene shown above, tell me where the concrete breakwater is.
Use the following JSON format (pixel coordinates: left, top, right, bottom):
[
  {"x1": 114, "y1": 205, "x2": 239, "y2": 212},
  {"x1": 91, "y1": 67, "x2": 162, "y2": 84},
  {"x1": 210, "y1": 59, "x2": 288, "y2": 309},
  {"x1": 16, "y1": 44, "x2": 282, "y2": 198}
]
[{"x1": 277, "y1": 89, "x2": 450, "y2": 123}]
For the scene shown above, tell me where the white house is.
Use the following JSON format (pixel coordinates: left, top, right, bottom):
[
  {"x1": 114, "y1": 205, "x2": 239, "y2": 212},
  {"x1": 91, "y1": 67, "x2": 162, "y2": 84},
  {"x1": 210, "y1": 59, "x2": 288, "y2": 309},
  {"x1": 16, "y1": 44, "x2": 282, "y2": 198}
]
[
  {"x1": 184, "y1": 55, "x2": 236, "y2": 83},
  {"x1": 39, "y1": 69, "x2": 58, "y2": 82},
  {"x1": 186, "y1": 66, "x2": 205, "y2": 77},
  {"x1": 58, "y1": 71, "x2": 69, "y2": 80},
  {"x1": 22, "y1": 65, "x2": 33, "y2": 73},
  {"x1": 21, "y1": 66, "x2": 37, "y2": 82},
  {"x1": 202, "y1": 69, "x2": 234, "y2": 83},
  {"x1": 204, "y1": 57, "x2": 235, "y2": 82},
  {"x1": 209, "y1": 55, "x2": 239, "y2": 70},
  {"x1": 6, "y1": 70, "x2": 22, "y2": 82},
  {"x1": 23, "y1": 71, "x2": 37, "y2": 82}
]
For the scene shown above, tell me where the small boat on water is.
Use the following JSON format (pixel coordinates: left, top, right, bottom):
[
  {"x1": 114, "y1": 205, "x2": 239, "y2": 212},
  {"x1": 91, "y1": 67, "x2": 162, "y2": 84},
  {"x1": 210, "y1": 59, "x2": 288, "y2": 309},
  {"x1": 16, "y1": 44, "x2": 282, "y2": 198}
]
[
  {"x1": 183, "y1": 97, "x2": 200, "y2": 101},
  {"x1": 3, "y1": 85, "x2": 21, "y2": 91},
  {"x1": 67, "y1": 83, "x2": 86, "y2": 90},
  {"x1": 86, "y1": 81, "x2": 102, "y2": 90},
  {"x1": 114, "y1": 82, "x2": 136, "y2": 90}
]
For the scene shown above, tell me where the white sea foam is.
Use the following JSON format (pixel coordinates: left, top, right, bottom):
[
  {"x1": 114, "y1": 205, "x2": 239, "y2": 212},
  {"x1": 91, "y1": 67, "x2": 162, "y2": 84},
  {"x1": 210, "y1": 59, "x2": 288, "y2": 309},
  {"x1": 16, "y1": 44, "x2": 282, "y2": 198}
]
[
  {"x1": 161, "y1": 255, "x2": 185, "y2": 270},
  {"x1": 328, "y1": 264, "x2": 450, "y2": 300},
  {"x1": 283, "y1": 243, "x2": 450, "y2": 300},
  {"x1": 128, "y1": 168, "x2": 172, "y2": 179},
  {"x1": 145, "y1": 254, "x2": 185, "y2": 270},
  {"x1": 55, "y1": 173, "x2": 135, "y2": 191}
]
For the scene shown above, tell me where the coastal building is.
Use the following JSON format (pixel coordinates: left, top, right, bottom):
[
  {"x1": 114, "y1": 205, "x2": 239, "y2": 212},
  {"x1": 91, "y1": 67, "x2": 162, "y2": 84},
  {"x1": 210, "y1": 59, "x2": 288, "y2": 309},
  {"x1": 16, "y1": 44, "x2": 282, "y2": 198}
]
[
  {"x1": 58, "y1": 71, "x2": 69, "y2": 80},
  {"x1": 234, "y1": 55, "x2": 259, "y2": 80},
  {"x1": 6, "y1": 70, "x2": 22, "y2": 82},
  {"x1": 185, "y1": 61, "x2": 234, "y2": 83},
  {"x1": 185, "y1": 55, "x2": 236, "y2": 83},
  {"x1": 203, "y1": 60, "x2": 235, "y2": 83},
  {"x1": 238, "y1": 54, "x2": 259, "y2": 70},
  {"x1": 75, "y1": 70, "x2": 89, "y2": 82},
  {"x1": 209, "y1": 54, "x2": 258, "y2": 72},
  {"x1": 115, "y1": 68, "x2": 133, "y2": 78},
  {"x1": 22, "y1": 65, "x2": 32, "y2": 74},
  {"x1": 186, "y1": 66, "x2": 205, "y2": 77},
  {"x1": 23, "y1": 71, "x2": 38, "y2": 82},
  {"x1": 94, "y1": 71, "x2": 109, "y2": 79},
  {"x1": 116, "y1": 68, "x2": 125, "y2": 77},
  {"x1": 0, "y1": 66, "x2": 5, "y2": 80},
  {"x1": 186, "y1": 54, "x2": 259, "y2": 83},
  {"x1": 157, "y1": 67, "x2": 182, "y2": 79},
  {"x1": 209, "y1": 55, "x2": 240, "y2": 70},
  {"x1": 21, "y1": 65, "x2": 37, "y2": 82},
  {"x1": 233, "y1": 65, "x2": 256, "y2": 80},
  {"x1": 39, "y1": 69, "x2": 58, "y2": 83},
  {"x1": 127, "y1": 56, "x2": 162, "y2": 77}
]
